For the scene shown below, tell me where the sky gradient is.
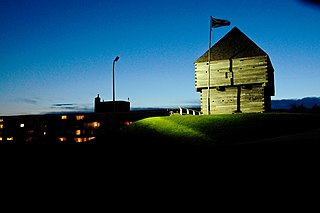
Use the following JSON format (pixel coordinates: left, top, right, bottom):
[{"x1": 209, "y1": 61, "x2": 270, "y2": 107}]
[{"x1": 1, "y1": 0, "x2": 319, "y2": 115}]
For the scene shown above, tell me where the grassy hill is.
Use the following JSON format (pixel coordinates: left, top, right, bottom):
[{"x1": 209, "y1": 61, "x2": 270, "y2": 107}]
[
  {"x1": 84, "y1": 112, "x2": 320, "y2": 168},
  {"x1": 115, "y1": 112, "x2": 320, "y2": 146}
]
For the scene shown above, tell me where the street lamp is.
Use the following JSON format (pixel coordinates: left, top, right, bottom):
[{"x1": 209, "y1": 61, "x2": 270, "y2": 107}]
[{"x1": 113, "y1": 56, "x2": 119, "y2": 127}]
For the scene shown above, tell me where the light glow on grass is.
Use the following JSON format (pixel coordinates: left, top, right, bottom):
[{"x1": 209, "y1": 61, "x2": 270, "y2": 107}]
[
  {"x1": 121, "y1": 113, "x2": 320, "y2": 145},
  {"x1": 140, "y1": 116, "x2": 208, "y2": 142}
]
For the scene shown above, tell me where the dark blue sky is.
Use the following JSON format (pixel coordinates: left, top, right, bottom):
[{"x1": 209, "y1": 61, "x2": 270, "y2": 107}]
[{"x1": 1, "y1": 0, "x2": 319, "y2": 115}]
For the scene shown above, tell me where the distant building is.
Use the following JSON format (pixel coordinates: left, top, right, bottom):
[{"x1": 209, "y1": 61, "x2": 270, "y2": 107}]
[
  {"x1": 94, "y1": 94, "x2": 130, "y2": 113},
  {"x1": 0, "y1": 92, "x2": 173, "y2": 144},
  {"x1": 0, "y1": 113, "x2": 106, "y2": 143},
  {"x1": 0, "y1": 110, "x2": 169, "y2": 144},
  {"x1": 194, "y1": 27, "x2": 275, "y2": 114}
]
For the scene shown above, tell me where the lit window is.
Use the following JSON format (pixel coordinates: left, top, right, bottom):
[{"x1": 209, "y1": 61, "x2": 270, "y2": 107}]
[
  {"x1": 76, "y1": 130, "x2": 81, "y2": 135},
  {"x1": 20, "y1": 123, "x2": 25, "y2": 128},
  {"x1": 0, "y1": 124, "x2": 3, "y2": 129},
  {"x1": 74, "y1": 137, "x2": 96, "y2": 143},
  {"x1": 76, "y1": 115, "x2": 84, "y2": 120},
  {"x1": 93, "y1": 122, "x2": 100, "y2": 128},
  {"x1": 74, "y1": 138, "x2": 83, "y2": 143},
  {"x1": 85, "y1": 122, "x2": 100, "y2": 128},
  {"x1": 59, "y1": 137, "x2": 67, "y2": 142},
  {"x1": 7, "y1": 137, "x2": 14, "y2": 141},
  {"x1": 0, "y1": 119, "x2": 3, "y2": 122},
  {"x1": 61, "y1": 115, "x2": 67, "y2": 120},
  {"x1": 0, "y1": 137, "x2": 2, "y2": 141}
]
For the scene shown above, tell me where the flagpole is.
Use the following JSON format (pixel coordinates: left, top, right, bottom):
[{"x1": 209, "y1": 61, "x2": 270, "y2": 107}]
[
  {"x1": 207, "y1": 16, "x2": 212, "y2": 115},
  {"x1": 206, "y1": 17, "x2": 230, "y2": 115}
]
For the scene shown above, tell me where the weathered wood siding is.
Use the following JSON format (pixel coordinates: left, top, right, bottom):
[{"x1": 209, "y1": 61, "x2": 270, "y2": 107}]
[
  {"x1": 195, "y1": 56, "x2": 270, "y2": 90},
  {"x1": 211, "y1": 87, "x2": 238, "y2": 114},
  {"x1": 200, "y1": 88, "x2": 237, "y2": 114},
  {"x1": 195, "y1": 55, "x2": 274, "y2": 114},
  {"x1": 239, "y1": 84, "x2": 266, "y2": 113},
  {"x1": 195, "y1": 60, "x2": 232, "y2": 91},
  {"x1": 232, "y1": 56, "x2": 268, "y2": 85},
  {"x1": 200, "y1": 84, "x2": 268, "y2": 114}
]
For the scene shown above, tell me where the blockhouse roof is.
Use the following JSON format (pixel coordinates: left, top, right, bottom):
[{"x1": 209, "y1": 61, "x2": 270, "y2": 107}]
[{"x1": 195, "y1": 27, "x2": 268, "y2": 63}]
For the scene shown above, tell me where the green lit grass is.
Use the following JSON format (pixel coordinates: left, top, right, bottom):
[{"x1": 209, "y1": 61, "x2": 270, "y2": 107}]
[{"x1": 119, "y1": 113, "x2": 320, "y2": 145}]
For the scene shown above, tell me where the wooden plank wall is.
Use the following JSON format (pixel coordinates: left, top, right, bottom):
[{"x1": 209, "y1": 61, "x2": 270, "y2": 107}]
[
  {"x1": 195, "y1": 60, "x2": 231, "y2": 91},
  {"x1": 240, "y1": 84, "x2": 266, "y2": 113},
  {"x1": 211, "y1": 87, "x2": 238, "y2": 114},
  {"x1": 233, "y1": 56, "x2": 269, "y2": 85},
  {"x1": 200, "y1": 87, "x2": 238, "y2": 114},
  {"x1": 195, "y1": 55, "x2": 274, "y2": 114},
  {"x1": 200, "y1": 85, "x2": 267, "y2": 114},
  {"x1": 195, "y1": 56, "x2": 269, "y2": 90}
]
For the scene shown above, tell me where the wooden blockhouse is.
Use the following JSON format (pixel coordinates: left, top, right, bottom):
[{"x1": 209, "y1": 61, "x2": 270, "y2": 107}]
[{"x1": 194, "y1": 27, "x2": 275, "y2": 114}]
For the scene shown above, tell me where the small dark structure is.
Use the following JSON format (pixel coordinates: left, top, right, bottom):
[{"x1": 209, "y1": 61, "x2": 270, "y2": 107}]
[
  {"x1": 94, "y1": 94, "x2": 130, "y2": 113},
  {"x1": 195, "y1": 27, "x2": 275, "y2": 114}
]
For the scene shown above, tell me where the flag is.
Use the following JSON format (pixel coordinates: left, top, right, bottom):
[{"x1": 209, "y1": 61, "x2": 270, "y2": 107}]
[{"x1": 211, "y1": 17, "x2": 230, "y2": 28}]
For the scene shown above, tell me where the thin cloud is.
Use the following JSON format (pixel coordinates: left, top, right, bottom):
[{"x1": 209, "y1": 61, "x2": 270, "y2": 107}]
[
  {"x1": 17, "y1": 98, "x2": 40, "y2": 105},
  {"x1": 183, "y1": 99, "x2": 200, "y2": 105},
  {"x1": 52, "y1": 103, "x2": 74, "y2": 107},
  {"x1": 50, "y1": 103, "x2": 92, "y2": 112}
]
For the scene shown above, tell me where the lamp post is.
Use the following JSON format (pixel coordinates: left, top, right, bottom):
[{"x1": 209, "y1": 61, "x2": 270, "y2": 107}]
[{"x1": 113, "y1": 56, "x2": 119, "y2": 128}]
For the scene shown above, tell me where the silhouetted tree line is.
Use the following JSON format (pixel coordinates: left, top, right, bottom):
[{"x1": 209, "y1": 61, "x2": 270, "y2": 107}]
[{"x1": 290, "y1": 103, "x2": 320, "y2": 113}]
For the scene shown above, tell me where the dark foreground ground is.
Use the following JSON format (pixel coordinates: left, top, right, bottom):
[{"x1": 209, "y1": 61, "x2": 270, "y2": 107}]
[
  {"x1": 1, "y1": 127, "x2": 319, "y2": 173},
  {"x1": 55, "y1": 127, "x2": 320, "y2": 169},
  {"x1": 1, "y1": 128, "x2": 319, "y2": 203},
  {"x1": 2, "y1": 127, "x2": 319, "y2": 155}
]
